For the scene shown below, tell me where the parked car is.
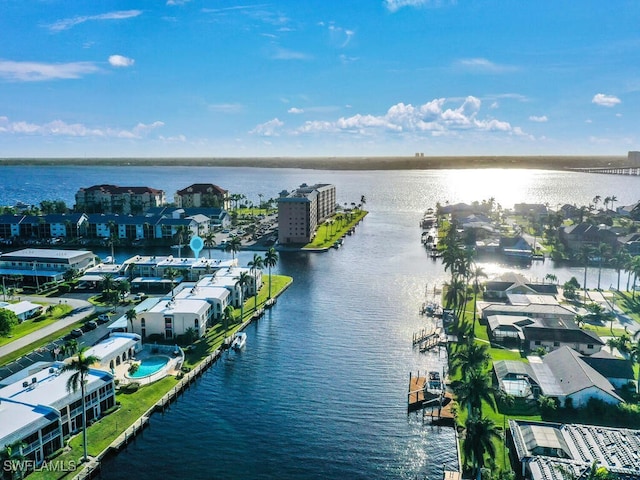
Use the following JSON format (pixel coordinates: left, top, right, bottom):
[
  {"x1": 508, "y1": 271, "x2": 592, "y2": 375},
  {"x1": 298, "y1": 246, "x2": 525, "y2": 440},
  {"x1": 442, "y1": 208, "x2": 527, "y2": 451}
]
[
  {"x1": 97, "y1": 314, "x2": 110, "y2": 324},
  {"x1": 133, "y1": 293, "x2": 146, "y2": 301},
  {"x1": 70, "y1": 328, "x2": 84, "y2": 338},
  {"x1": 85, "y1": 320, "x2": 98, "y2": 331}
]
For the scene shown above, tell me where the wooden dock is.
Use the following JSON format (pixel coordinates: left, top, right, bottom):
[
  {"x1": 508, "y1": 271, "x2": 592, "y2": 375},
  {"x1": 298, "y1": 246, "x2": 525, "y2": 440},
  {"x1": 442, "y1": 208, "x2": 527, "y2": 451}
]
[
  {"x1": 408, "y1": 372, "x2": 427, "y2": 411},
  {"x1": 412, "y1": 327, "x2": 435, "y2": 345}
]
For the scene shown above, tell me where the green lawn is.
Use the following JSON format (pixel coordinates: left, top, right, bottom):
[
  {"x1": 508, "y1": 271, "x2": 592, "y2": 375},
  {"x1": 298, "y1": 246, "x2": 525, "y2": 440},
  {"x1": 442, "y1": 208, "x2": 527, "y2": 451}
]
[
  {"x1": 304, "y1": 210, "x2": 367, "y2": 249},
  {"x1": 0, "y1": 304, "x2": 72, "y2": 347}
]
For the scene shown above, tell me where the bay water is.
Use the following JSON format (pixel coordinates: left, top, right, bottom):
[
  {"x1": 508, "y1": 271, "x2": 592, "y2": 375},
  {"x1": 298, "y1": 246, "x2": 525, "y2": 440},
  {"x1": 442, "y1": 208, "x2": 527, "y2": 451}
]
[{"x1": 1, "y1": 165, "x2": 637, "y2": 478}]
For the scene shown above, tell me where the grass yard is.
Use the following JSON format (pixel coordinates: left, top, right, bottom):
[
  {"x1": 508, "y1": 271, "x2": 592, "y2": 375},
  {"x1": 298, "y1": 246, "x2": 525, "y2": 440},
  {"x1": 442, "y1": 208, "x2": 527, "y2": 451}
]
[{"x1": 0, "y1": 304, "x2": 73, "y2": 347}]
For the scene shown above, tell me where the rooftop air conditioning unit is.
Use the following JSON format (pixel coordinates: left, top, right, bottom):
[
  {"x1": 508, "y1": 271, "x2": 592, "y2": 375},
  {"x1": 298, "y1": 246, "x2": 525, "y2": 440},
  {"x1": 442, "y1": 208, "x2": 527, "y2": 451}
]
[
  {"x1": 22, "y1": 381, "x2": 29, "y2": 388},
  {"x1": 31, "y1": 377, "x2": 37, "y2": 384},
  {"x1": 49, "y1": 368, "x2": 55, "y2": 373}
]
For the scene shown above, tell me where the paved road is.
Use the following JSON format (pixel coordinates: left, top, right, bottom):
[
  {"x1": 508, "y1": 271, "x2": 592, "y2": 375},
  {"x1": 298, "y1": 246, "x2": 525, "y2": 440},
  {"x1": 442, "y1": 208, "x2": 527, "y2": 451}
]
[{"x1": 0, "y1": 296, "x2": 95, "y2": 359}]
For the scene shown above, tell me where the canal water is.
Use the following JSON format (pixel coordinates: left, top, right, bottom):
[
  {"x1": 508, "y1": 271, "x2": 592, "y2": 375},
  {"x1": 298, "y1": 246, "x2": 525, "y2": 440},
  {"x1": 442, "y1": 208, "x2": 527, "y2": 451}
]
[{"x1": 1, "y1": 165, "x2": 637, "y2": 478}]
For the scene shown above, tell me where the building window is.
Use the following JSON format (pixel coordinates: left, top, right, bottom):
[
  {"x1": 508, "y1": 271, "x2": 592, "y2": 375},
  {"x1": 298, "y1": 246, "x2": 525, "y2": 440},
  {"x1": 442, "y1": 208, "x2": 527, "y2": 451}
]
[
  {"x1": 587, "y1": 344, "x2": 594, "y2": 349},
  {"x1": 534, "y1": 340, "x2": 541, "y2": 346},
  {"x1": 553, "y1": 341, "x2": 560, "y2": 347}
]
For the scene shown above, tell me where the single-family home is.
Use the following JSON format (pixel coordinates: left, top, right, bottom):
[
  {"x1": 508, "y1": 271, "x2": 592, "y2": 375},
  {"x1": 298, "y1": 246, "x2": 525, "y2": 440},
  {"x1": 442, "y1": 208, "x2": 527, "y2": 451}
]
[{"x1": 527, "y1": 347, "x2": 622, "y2": 407}]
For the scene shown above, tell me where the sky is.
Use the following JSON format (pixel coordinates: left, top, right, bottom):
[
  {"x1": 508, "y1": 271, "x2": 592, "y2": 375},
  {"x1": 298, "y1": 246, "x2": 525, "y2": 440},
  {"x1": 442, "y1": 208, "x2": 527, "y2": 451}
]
[{"x1": 1, "y1": 0, "x2": 639, "y2": 158}]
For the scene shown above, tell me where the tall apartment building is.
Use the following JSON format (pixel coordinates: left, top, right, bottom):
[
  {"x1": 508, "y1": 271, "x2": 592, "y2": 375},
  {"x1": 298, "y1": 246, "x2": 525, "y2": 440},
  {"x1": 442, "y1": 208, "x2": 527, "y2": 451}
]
[
  {"x1": 75, "y1": 184, "x2": 165, "y2": 215},
  {"x1": 277, "y1": 183, "x2": 336, "y2": 244},
  {"x1": 175, "y1": 183, "x2": 230, "y2": 210}
]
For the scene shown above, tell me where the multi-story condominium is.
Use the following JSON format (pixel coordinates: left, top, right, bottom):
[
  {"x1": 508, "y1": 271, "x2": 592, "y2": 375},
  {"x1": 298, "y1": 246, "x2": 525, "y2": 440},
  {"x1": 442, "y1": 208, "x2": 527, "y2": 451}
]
[
  {"x1": 0, "y1": 248, "x2": 96, "y2": 285},
  {"x1": 0, "y1": 362, "x2": 115, "y2": 467},
  {"x1": 75, "y1": 184, "x2": 166, "y2": 215},
  {"x1": 175, "y1": 184, "x2": 230, "y2": 210},
  {"x1": 277, "y1": 183, "x2": 336, "y2": 245}
]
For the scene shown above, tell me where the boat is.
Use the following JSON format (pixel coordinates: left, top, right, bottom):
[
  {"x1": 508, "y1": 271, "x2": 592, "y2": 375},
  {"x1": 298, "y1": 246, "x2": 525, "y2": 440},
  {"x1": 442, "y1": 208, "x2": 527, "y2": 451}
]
[{"x1": 232, "y1": 332, "x2": 247, "y2": 350}]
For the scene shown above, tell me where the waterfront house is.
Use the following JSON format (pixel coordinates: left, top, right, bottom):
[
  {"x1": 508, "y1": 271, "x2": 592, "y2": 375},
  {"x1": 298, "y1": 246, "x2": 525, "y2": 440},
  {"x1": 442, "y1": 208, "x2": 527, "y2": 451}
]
[
  {"x1": 509, "y1": 420, "x2": 640, "y2": 480},
  {"x1": 527, "y1": 347, "x2": 621, "y2": 407},
  {"x1": 0, "y1": 362, "x2": 115, "y2": 467},
  {"x1": 559, "y1": 223, "x2": 618, "y2": 252},
  {"x1": 513, "y1": 203, "x2": 549, "y2": 220},
  {"x1": 487, "y1": 314, "x2": 535, "y2": 345},
  {"x1": 174, "y1": 280, "x2": 231, "y2": 321},
  {"x1": 617, "y1": 232, "x2": 640, "y2": 255},
  {"x1": 500, "y1": 236, "x2": 533, "y2": 260},
  {"x1": 483, "y1": 272, "x2": 558, "y2": 301},
  {"x1": 521, "y1": 318, "x2": 604, "y2": 354},
  {"x1": 581, "y1": 349, "x2": 636, "y2": 389},
  {"x1": 481, "y1": 303, "x2": 575, "y2": 323}
]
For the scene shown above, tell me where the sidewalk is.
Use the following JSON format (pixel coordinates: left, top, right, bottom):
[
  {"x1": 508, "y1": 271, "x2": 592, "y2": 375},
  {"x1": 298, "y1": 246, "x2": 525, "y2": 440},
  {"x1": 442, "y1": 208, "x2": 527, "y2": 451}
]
[{"x1": 0, "y1": 296, "x2": 94, "y2": 360}]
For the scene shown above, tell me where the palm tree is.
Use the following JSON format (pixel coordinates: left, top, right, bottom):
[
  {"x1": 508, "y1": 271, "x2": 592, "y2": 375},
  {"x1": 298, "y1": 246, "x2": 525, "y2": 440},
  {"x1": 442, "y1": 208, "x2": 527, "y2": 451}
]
[
  {"x1": 444, "y1": 278, "x2": 465, "y2": 320},
  {"x1": 61, "y1": 347, "x2": 99, "y2": 462},
  {"x1": 470, "y1": 264, "x2": 487, "y2": 335},
  {"x1": 115, "y1": 279, "x2": 130, "y2": 304},
  {"x1": 629, "y1": 337, "x2": 640, "y2": 394},
  {"x1": 222, "y1": 304, "x2": 235, "y2": 343},
  {"x1": 234, "y1": 271, "x2": 251, "y2": 322},
  {"x1": 247, "y1": 254, "x2": 263, "y2": 312},
  {"x1": 629, "y1": 255, "x2": 640, "y2": 299},
  {"x1": 163, "y1": 267, "x2": 180, "y2": 296},
  {"x1": 204, "y1": 232, "x2": 217, "y2": 259},
  {"x1": 264, "y1": 247, "x2": 278, "y2": 299},
  {"x1": 101, "y1": 273, "x2": 116, "y2": 305},
  {"x1": 610, "y1": 195, "x2": 618, "y2": 213},
  {"x1": 125, "y1": 308, "x2": 137, "y2": 333},
  {"x1": 225, "y1": 236, "x2": 242, "y2": 261},
  {"x1": 453, "y1": 368, "x2": 496, "y2": 416},
  {"x1": 609, "y1": 249, "x2": 630, "y2": 292},
  {"x1": 462, "y1": 415, "x2": 501, "y2": 480},
  {"x1": 594, "y1": 243, "x2": 611, "y2": 290},
  {"x1": 174, "y1": 225, "x2": 191, "y2": 258},
  {"x1": 576, "y1": 245, "x2": 594, "y2": 303},
  {"x1": 544, "y1": 273, "x2": 558, "y2": 285},
  {"x1": 451, "y1": 342, "x2": 491, "y2": 378}
]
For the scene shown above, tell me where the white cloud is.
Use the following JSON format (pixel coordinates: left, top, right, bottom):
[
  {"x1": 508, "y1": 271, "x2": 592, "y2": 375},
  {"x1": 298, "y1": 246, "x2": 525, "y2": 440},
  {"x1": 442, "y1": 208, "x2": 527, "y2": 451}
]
[
  {"x1": 208, "y1": 103, "x2": 244, "y2": 113},
  {"x1": 0, "y1": 116, "x2": 164, "y2": 138},
  {"x1": 108, "y1": 55, "x2": 135, "y2": 68},
  {"x1": 327, "y1": 24, "x2": 355, "y2": 48},
  {"x1": 264, "y1": 96, "x2": 527, "y2": 139},
  {"x1": 166, "y1": 0, "x2": 191, "y2": 5},
  {"x1": 529, "y1": 115, "x2": 548, "y2": 122},
  {"x1": 250, "y1": 118, "x2": 284, "y2": 136},
  {"x1": 592, "y1": 93, "x2": 621, "y2": 107},
  {"x1": 0, "y1": 60, "x2": 99, "y2": 82},
  {"x1": 384, "y1": 0, "x2": 450, "y2": 12},
  {"x1": 455, "y1": 58, "x2": 518, "y2": 74},
  {"x1": 47, "y1": 10, "x2": 142, "y2": 32},
  {"x1": 288, "y1": 107, "x2": 304, "y2": 114},
  {"x1": 270, "y1": 47, "x2": 310, "y2": 60}
]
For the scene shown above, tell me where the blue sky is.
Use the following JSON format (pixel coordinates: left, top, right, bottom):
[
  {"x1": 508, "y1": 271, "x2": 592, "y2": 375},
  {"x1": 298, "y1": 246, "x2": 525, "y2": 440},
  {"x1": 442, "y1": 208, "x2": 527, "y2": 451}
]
[{"x1": 1, "y1": 0, "x2": 639, "y2": 157}]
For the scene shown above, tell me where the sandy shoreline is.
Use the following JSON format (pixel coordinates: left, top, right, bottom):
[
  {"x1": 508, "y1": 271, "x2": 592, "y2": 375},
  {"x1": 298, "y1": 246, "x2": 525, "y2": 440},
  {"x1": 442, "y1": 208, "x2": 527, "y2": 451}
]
[{"x1": 0, "y1": 155, "x2": 628, "y2": 170}]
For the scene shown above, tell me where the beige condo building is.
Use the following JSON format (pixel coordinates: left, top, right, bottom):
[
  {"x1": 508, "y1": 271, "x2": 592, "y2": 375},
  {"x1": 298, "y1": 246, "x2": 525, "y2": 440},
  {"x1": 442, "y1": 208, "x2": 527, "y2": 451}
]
[{"x1": 277, "y1": 183, "x2": 336, "y2": 244}]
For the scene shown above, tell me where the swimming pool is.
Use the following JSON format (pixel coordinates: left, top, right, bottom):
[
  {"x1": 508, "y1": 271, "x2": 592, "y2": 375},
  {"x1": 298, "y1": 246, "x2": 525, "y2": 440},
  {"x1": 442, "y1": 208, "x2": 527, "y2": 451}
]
[{"x1": 129, "y1": 356, "x2": 170, "y2": 379}]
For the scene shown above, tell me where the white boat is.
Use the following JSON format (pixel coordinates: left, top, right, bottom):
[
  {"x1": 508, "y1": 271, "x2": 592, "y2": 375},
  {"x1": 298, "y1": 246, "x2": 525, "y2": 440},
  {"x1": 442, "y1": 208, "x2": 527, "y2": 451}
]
[{"x1": 232, "y1": 332, "x2": 247, "y2": 350}]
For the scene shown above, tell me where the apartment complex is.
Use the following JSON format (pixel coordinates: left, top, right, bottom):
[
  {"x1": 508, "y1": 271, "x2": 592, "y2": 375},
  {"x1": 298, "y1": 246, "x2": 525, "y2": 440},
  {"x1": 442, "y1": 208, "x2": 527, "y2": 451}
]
[
  {"x1": 174, "y1": 183, "x2": 230, "y2": 210},
  {"x1": 75, "y1": 184, "x2": 166, "y2": 215},
  {"x1": 277, "y1": 183, "x2": 336, "y2": 244}
]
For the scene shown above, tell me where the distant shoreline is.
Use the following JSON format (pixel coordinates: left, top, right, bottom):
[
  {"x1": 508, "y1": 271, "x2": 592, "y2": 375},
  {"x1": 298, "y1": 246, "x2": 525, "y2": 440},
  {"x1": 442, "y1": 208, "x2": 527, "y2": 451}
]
[{"x1": 0, "y1": 155, "x2": 629, "y2": 170}]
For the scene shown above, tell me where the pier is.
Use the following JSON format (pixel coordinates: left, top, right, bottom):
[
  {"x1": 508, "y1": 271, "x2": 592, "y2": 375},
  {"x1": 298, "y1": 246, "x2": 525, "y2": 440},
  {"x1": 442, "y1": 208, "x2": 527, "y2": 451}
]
[{"x1": 569, "y1": 166, "x2": 640, "y2": 176}]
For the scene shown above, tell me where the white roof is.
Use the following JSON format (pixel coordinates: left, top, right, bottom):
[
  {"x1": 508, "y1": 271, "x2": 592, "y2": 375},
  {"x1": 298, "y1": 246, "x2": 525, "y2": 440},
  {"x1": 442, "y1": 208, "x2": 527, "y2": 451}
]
[
  {"x1": 148, "y1": 298, "x2": 210, "y2": 315},
  {"x1": 84, "y1": 333, "x2": 140, "y2": 364},
  {"x1": 0, "y1": 399, "x2": 59, "y2": 447},
  {"x1": 0, "y1": 248, "x2": 92, "y2": 260},
  {"x1": 175, "y1": 284, "x2": 230, "y2": 302},
  {"x1": 0, "y1": 301, "x2": 42, "y2": 316},
  {"x1": 0, "y1": 362, "x2": 112, "y2": 411}
]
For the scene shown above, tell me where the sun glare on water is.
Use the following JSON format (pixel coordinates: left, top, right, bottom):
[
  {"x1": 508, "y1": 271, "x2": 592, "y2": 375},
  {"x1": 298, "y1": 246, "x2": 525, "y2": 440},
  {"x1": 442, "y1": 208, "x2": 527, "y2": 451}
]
[{"x1": 440, "y1": 168, "x2": 536, "y2": 208}]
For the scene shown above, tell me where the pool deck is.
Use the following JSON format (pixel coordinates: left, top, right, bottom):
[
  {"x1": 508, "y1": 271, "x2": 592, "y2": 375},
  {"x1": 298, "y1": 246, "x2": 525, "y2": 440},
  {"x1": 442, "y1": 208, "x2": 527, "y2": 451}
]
[{"x1": 112, "y1": 348, "x2": 183, "y2": 386}]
